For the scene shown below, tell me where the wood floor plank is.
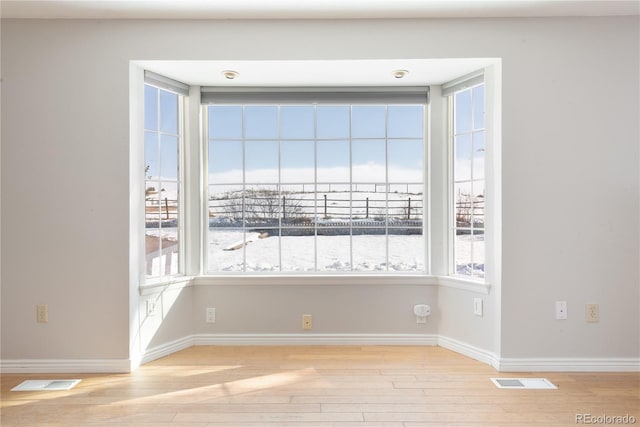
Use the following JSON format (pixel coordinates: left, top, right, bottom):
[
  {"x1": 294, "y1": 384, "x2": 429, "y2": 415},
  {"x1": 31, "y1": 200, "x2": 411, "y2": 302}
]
[{"x1": 1, "y1": 346, "x2": 638, "y2": 426}]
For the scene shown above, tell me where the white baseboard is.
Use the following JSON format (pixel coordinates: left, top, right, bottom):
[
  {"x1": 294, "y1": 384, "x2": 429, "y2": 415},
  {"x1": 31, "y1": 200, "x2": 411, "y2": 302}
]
[
  {"x1": 438, "y1": 335, "x2": 500, "y2": 369},
  {"x1": 0, "y1": 359, "x2": 131, "y2": 374},
  {"x1": 497, "y1": 357, "x2": 640, "y2": 372},
  {"x1": 4, "y1": 335, "x2": 638, "y2": 373},
  {"x1": 192, "y1": 333, "x2": 439, "y2": 346},
  {"x1": 134, "y1": 335, "x2": 195, "y2": 368}
]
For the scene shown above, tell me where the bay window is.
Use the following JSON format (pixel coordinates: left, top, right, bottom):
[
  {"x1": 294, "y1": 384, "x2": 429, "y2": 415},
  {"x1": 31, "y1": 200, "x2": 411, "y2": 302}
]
[{"x1": 136, "y1": 67, "x2": 493, "y2": 284}]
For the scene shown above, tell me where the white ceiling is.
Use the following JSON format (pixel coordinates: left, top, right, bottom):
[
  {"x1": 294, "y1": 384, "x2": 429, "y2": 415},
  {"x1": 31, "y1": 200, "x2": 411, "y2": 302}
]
[{"x1": 2, "y1": 0, "x2": 638, "y2": 20}]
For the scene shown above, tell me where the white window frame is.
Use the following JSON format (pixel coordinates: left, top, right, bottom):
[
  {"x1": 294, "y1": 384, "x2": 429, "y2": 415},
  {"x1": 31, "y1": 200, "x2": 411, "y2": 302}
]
[
  {"x1": 448, "y1": 82, "x2": 486, "y2": 281},
  {"x1": 140, "y1": 73, "x2": 188, "y2": 286}
]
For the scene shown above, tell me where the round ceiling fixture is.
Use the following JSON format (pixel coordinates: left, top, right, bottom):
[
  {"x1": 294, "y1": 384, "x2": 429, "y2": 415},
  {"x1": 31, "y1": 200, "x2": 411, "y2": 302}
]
[
  {"x1": 222, "y1": 70, "x2": 239, "y2": 80},
  {"x1": 392, "y1": 69, "x2": 409, "y2": 79}
]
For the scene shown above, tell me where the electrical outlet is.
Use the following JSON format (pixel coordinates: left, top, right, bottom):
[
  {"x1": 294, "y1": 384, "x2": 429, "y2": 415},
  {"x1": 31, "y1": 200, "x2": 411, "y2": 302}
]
[
  {"x1": 36, "y1": 304, "x2": 48, "y2": 323},
  {"x1": 585, "y1": 304, "x2": 599, "y2": 322},
  {"x1": 206, "y1": 307, "x2": 216, "y2": 323},
  {"x1": 474, "y1": 298, "x2": 483, "y2": 316},
  {"x1": 146, "y1": 300, "x2": 158, "y2": 316},
  {"x1": 555, "y1": 301, "x2": 567, "y2": 320},
  {"x1": 302, "y1": 314, "x2": 313, "y2": 330}
]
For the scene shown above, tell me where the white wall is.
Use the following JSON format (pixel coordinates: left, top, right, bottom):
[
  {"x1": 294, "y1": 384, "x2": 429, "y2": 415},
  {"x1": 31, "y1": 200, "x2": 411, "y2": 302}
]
[{"x1": 1, "y1": 17, "x2": 638, "y2": 366}]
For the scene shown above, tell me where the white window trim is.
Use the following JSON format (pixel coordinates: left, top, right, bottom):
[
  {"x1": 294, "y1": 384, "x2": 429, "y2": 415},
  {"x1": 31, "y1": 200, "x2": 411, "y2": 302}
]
[
  {"x1": 143, "y1": 86, "x2": 186, "y2": 285},
  {"x1": 446, "y1": 75, "x2": 489, "y2": 284}
]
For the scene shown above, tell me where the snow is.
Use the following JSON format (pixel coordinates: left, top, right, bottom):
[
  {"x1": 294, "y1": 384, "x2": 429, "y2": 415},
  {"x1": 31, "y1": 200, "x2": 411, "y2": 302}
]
[
  {"x1": 148, "y1": 227, "x2": 481, "y2": 276},
  {"x1": 208, "y1": 230, "x2": 424, "y2": 273}
]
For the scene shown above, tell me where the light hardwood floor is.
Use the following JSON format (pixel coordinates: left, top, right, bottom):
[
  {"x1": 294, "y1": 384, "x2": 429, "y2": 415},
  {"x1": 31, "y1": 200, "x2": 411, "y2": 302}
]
[{"x1": 2, "y1": 346, "x2": 639, "y2": 426}]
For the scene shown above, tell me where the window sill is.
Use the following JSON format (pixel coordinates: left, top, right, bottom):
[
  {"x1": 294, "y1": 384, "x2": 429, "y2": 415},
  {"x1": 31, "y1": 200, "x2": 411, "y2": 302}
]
[
  {"x1": 137, "y1": 274, "x2": 490, "y2": 294},
  {"x1": 193, "y1": 274, "x2": 439, "y2": 286},
  {"x1": 437, "y1": 276, "x2": 491, "y2": 294},
  {"x1": 139, "y1": 276, "x2": 194, "y2": 295}
]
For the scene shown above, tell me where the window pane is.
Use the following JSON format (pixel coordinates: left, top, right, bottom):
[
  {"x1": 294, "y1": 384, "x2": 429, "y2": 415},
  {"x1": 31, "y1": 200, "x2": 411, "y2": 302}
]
[
  {"x1": 473, "y1": 180, "x2": 485, "y2": 229},
  {"x1": 208, "y1": 185, "x2": 243, "y2": 222},
  {"x1": 352, "y1": 188, "x2": 385, "y2": 222},
  {"x1": 388, "y1": 188, "x2": 422, "y2": 223},
  {"x1": 209, "y1": 106, "x2": 242, "y2": 139},
  {"x1": 209, "y1": 140, "x2": 243, "y2": 184},
  {"x1": 454, "y1": 182, "x2": 472, "y2": 228},
  {"x1": 159, "y1": 182, "x2": 179, "y2": 222},
  {"x1": 317, "y1": 234, "x2": 351, "y2": 271},
  {"x1": 472, "y1": 230, "x2": 485, "y2": 278},
  {"x1": 245, "y1": 141, "x2": 278, "y2": 183},
  {"x1": 245, "y1": 228, "x2": 279, "y2": 272},
  {"x1": 455, "y1": 90, "x2": 471, "y2": 134},
  {"x1": 388, "y1": 106, "x2": 423, "y2": 138},
  {"x1": 281, "y1": 140, "x2": 314, "y2": 183},
  {"x1": 145, "y1": 181, "x2": 162, "y2": 277},
  {"x1": 389, "y1": 230, "x2": 424, "y2": 272},
  {"x1": 281, "y1": 185, "x2": 313, "y2": 224},
  {"x1": 280, "y1": 106, "x2": 314, "y2": 139},
  {"x1": 160, "y1": 135, "x2": 178, "y2": 179},
  {"x1": 473, "y1": 85, "x2": 485, "y2": 130},
  {"x1": 473, "y1": 131, "x2": 485, "y2": 180},
  {"x1": 317, "y1": 106, "x2": 349, "y2": 139},
  {"x1": 388, "y1": 139, "x2": 423, "y2": 182},
  {"x1": 144, "y1": 85, "x2": 158, "y2": 131},
  {"x1": 316, "y1": 185, "x2": 350, "y2": 223},
  {"x1": 144, "y1": 131, "x2": 159, "y2": 180},
  {"x1": 454, "y1": 134, "x2": 472, "y2": 182},
  {"x1": 317, "y1": 140, "x2": 349, "y2": 182},
  {"x1": 352, "y1": 233, "x2": 386, "y2": 271},
  {"x1": 281, "y1": 233, "x2": 315, "y2": 272},
  {"x1": 352, "y1": 139, "x2": 385, "y2": 182},
  {"x1": 245, "y1": 106, "x2": 277, "y2": 139},
  {"x1": 159, "y1": 228, "x2": 179, "y2": 276},
  {"x1": 145, "y1": 234, "x2": 161, "y2": 278},
  {"x1": 159, "y1": 90, "x2": 178, "y2": 134},
  {"x1": 145, "y1": 179, "x2": 161, "y2": 225},
  {"x1": 390, "y1": 183, "x2": 423, "y2": 223},
  {"x1": 244, "y1": 185, "x2": 280, "y2": 224},
  {"x1": 454, "y1": 230, "x2": 472, "y2": 276},
  {"x1": 352, "y1": 106, "x2": 386, "y2": 138},
  {"x1": 208, "y1": 228, "x2": 245, "y2": 272}
]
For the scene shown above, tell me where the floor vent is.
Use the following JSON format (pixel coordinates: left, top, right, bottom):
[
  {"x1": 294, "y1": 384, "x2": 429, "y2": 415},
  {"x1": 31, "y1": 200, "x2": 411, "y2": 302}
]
[
  {"x1": 11, "y1": 379, "x2": 81, "y2": 391},
  {"x1": 491, "y1": 378, "x2": 557, "y2": 389}
]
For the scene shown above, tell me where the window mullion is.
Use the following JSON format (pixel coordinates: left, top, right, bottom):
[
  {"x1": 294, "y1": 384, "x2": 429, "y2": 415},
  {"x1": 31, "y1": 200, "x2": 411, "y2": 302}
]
[
  {"x1": 277, "y1": 106, "x2": 282, "y2": 273},
  {"x1": 348, "y1": 105, "x2": 354, "y2": 272},
  {"x1": 385, "y1": 105, "x2": 390, "y2": 272},
  {"x1": 241, "y1": 106, "x2": 247, "y2": 273}
]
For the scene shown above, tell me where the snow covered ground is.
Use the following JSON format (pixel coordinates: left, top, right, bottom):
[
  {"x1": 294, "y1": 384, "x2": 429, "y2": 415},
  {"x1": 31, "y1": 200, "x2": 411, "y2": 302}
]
[
  {"x1": 208, "y1": 230, "x2": 424, "y2": 273},
  {"x1": 147, "y1": 183, "x2": 483, "y2": 277},
  {"x1": 147, "y1": 227, "x2": 483, "y2": 276}
]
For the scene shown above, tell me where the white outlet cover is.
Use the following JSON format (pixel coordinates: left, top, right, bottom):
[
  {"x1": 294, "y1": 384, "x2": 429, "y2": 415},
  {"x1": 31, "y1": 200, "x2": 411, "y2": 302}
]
[
  {"x1": 146, "y1": 300, "x2": 158, "y2": 316},
  {"x1": 473, "y1": 298, "x2": 483, "y2": 316},
  {"x1": 555, "y1": 301, "x2": 567, "y2": 320}
]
